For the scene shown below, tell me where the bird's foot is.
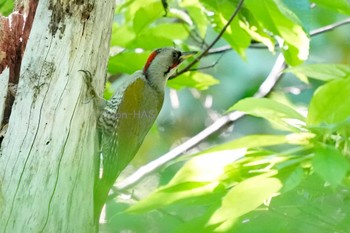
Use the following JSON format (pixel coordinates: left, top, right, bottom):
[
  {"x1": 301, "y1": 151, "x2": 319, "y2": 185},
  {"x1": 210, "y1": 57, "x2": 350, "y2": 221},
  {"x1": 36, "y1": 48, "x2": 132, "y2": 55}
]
[
  {"x1": 79, "y1": 70, "x2": 106, "y2": 107},
  {"x1": 79, "y1": 70, "x2": 96, "y2": 99}
]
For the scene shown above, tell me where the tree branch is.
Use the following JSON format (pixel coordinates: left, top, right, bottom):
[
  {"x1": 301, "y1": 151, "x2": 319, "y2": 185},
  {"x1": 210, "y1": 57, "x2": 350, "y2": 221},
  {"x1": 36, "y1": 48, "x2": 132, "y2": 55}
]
[
  {"x1": 310, "y1": 18, "x2": 350, "y2": 36},
  {"x1": 169, "y1": 0, "x2": 245, "y2": 79},
  {"x1": 114, "y1": 17, "x2": 350, "y2": 192}
]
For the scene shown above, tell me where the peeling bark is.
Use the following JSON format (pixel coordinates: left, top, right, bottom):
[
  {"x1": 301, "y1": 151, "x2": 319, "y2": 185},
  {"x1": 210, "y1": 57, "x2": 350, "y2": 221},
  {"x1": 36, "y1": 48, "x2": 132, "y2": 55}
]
[
  {"x1": 0, "y1": 0, "x2": 38, "y2": 139},
  {"x1": 0, "y1": 0, "x2": 38, "y2": 80}
]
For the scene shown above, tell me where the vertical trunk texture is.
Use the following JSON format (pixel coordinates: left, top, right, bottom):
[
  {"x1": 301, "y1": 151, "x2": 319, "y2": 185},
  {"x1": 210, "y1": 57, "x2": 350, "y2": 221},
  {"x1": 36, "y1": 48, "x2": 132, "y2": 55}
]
[{"x1": 0, "y1": 0, "x2": 114, "y2": 232}]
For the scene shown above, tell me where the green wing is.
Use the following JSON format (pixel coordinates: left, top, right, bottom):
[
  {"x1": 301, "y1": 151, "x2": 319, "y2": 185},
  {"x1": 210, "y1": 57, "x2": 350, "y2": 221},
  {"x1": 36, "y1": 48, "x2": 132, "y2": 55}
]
[{"x1": 100, "y1": 75, "x2": 164, "y2": 186}]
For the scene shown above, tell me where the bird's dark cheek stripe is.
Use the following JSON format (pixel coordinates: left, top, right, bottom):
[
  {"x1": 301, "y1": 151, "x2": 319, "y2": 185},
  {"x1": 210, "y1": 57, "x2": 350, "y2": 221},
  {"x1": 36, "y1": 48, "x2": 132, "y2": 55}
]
[
  {"x1": 164, "y1": 67, "x2": 171, "y2": 76},
  {"x1": 164, "y1": 62, "x2": 180, "y2": 76}
]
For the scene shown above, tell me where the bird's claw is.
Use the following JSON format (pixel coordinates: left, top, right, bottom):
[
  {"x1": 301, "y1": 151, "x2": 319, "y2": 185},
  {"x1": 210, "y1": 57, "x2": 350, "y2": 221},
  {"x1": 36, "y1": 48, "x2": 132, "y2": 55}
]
[
  {"x1": 79, "y1": 69, "x2": 97, "y2": 103},
  {"x1": 79, "y1": 70, "x2": 107, "y2": 108},
  {"x1": 79, "y1": 69, "x2": 93, "y2": 85}
]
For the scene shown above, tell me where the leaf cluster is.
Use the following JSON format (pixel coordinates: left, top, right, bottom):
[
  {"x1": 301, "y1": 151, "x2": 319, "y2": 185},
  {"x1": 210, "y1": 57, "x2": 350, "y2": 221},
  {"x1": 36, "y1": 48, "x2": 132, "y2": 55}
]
[{"x1": 104, "y1": 0, "x2": 350, "y2": 232}]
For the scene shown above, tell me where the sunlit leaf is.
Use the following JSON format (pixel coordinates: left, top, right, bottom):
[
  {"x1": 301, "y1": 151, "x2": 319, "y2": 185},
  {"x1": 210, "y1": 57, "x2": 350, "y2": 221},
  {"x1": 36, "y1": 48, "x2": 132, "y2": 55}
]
[
  {"x1": 110, "y1": 24, "x2": 136, "y2": 47},
  {"x1": 108, "y1": 51, "x2": 149, "y2": 74},
  {"x1": 229, "y1": 97, "x2": 306, "y2": 131},
  {"x1": 199, "y1": 0, "x2": 251, "y2": 58},
  {"x1": 286, "y1": 64, "x2": 350, "y2": 82},
  {"x1": 208, "y1": 175, "x2": 282, "y2": 232},
  {"x1": 312, "y1": 145, "x2": 350, "y2": 186},
  {"x1": 170, "y1": 149, "x2": 246, "y2": 184},
  {"x1": 132, "y1": 23, "x2": 190, "y2": 49},
  {"x1": 133, "y1": 33, "x2": 176, "y2": 49},
  {"x1": 239, "y1": 15, "x2": 275, "y2": 52},
  {"x1": 205, "y1": 134, "x2": 291, "y2": 154},
  {"x1": 127, "y1": 182, "x2": 222, "y2": 213},
  {"x1": 168, "y1": 71, "x2": 219, "y2": 90},
  {"x1": 148, "y1": 23, "x2": 189, "y2": 40},
  {"x1": 245, "y1": 0, "x2": 310, "y2": 65},
  {"x1": 222, "y1": 18, "x2": 251, "y2": 59},
  {"x1": 180, "y1": 0, "x2": 209, "y2": 37},
  {"x1": 119, "y1": 0, "x2": 157, "y2": 21},
  {"x1": 133, "y1": 2, "x2": 163, "y2": 33},
  {"x1": 127, "y1": 149, "x2": 246, "y2": 213},
  {"x1": 307, "y1": 78, "x2": 350, "y2": 125}
]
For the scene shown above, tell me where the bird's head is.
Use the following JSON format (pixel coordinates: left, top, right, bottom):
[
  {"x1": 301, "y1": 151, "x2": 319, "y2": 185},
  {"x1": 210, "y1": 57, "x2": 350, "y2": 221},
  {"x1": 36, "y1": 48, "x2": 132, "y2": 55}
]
[{"x1": 143, "y1": 48, "x2": 197, "y2": 91}]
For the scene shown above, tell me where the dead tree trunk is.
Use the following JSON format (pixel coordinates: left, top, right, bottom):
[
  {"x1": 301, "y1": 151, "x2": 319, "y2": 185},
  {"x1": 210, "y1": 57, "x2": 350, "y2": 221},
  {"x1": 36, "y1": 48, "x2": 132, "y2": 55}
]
[{"x1": 0, "y1": 0, "x2": 114, "y2": 232}]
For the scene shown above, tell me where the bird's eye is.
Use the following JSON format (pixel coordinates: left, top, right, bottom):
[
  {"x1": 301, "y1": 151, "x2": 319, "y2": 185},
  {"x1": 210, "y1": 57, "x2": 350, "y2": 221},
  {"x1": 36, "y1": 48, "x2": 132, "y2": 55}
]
[{"x1": 172, "y1": 51, "x2": 180, "y2": 59}]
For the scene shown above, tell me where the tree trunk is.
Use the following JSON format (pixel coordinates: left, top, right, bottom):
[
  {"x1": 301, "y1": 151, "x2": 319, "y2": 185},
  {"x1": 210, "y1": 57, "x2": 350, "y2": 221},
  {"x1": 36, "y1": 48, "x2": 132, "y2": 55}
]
[{"x1": 0, "y1": 0, "x2": 114, "y2": 232}]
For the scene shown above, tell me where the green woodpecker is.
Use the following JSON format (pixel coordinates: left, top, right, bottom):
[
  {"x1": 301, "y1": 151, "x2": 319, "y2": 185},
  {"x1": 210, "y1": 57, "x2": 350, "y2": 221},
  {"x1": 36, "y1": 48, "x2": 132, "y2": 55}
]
[{"x1": 83, "y1": 47, "x2": 197, "y2": 220}]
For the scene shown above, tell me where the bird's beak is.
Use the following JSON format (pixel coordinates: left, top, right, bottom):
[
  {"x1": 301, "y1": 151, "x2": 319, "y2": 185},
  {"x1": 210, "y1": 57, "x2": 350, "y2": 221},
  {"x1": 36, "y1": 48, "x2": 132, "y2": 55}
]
[{"x1": 180, "y1": 51, "x2": 197, "y2": 61}]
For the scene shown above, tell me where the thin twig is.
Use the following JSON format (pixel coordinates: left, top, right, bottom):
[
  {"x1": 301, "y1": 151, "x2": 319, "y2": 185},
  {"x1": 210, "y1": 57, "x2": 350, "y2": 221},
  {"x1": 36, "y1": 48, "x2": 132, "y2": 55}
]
[
  {"x1": 204, "y1": 43, "x2": 271, "y2": 56},
  {"x1": 114, "y1": 18, "x2": 350, "y2": 191},
  {"x1": 169, "y1": 0, "x2": 245, "y2": 79},
  {"x1": 310, "y1": 18, "x2": 350, "y2": 36},
  {"x1": 188, "y1": 52, "x2": 225, "y2": 72}
]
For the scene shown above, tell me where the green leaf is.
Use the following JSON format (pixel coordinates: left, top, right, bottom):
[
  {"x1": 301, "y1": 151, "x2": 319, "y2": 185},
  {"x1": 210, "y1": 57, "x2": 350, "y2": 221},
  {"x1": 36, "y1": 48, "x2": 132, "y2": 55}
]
[
  {"x1": 229, "y1": 98, "x2": 306, "y2": 131},
  {"x1": 133, "y1": 33, "x2": 176, "y2": 49},
  {"x1": 127, "y1": 182, "x2": 222, "y2": 213},
  {"x1": 199, "y1": 0, "x2": 251, "y2": 58},
  {"x1": 307, "y1": 78, "x2": 350, "y2": 125},
  {"x1": 0, "y1": 0, "x2": 14, "y2": 16},
  {"x1": 171, "y1": 149, "x2": 246, "y2": 183},
  {"x1": 180, "y1": 0, "x2": 209, "y2": 37},
  {"x1": 239, "y1": 13, "x2": 275, "y2": 52},
  {"x1": 208, "y1": 175, "x2": 282, "y2": 232},
  {"x1": 108, "y1": 51, "x2": 149, "y2": 74},
  {"x1": 222, "y1": 19, "x2": 251, "y2": 59},
  {"x1": 133, "y1": 2, "x2": 163, "y2": 33},
  {"x1": 133, "y1": 23, "x2": 190, "y2": 49},
  {"x1": 168, "y1": 71, "x2": 219, "y2": 90},
  {"x1": 148, "y1": 23, "x2": 189, "y2": 40},
  {"x1": 205, "y1": 134, "x2": 292, "y2": 153},
  {"x1": 311, "y1": 0, "x2": 350, "y2": 15},
  {"x1": 312, "y1": 145, "x2": 350, "y2": 186},
  {"x1": 245, "y1": 0, "x2": 310, "y2": 65},
  {"x1": 286, "y1": 64, "x2": 350, "y2": 82},
  {"x1": 127, "y1": 149, "x2": 246, "y2": 213},
  {"x1": 280, "y1": 166, "x2": 304, "y2": 192},
  {"x1": 110, "y1": 24, "x2": 136, "y2": 47}
]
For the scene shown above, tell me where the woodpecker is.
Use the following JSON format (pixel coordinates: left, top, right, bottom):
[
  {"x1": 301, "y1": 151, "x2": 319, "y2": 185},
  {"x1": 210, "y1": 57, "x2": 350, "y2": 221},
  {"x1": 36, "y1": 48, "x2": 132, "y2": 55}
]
[{"x1": 82, "y1": 47, "x2": 197, "y2": 220}]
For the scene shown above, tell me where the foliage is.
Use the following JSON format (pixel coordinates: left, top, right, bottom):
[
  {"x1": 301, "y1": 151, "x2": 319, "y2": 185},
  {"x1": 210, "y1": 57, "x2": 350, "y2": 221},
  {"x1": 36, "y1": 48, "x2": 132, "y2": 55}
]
[{"x1": 103, "y1": 0, "x2": 350, "y2": 232}]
